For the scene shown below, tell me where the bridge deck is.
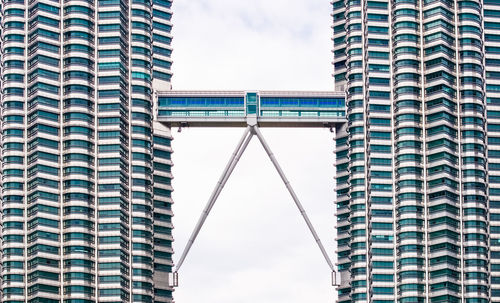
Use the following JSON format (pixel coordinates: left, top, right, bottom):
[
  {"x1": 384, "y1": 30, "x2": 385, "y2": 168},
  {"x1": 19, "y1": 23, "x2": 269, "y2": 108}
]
[{"x1": 156, "y1": 90, "x2": 346, "y2": 127}]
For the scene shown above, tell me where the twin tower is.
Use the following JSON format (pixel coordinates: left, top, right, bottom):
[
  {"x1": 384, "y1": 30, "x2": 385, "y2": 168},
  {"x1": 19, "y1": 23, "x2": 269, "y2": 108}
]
[{"x1": 1, "y1": 0, "x2": 500, "y2": 303}]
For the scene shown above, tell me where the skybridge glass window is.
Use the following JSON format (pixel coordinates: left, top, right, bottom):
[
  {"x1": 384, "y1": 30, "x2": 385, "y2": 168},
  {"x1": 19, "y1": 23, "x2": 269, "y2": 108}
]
[
  {"x1": 259, "y1": 97, "x2": 344, "y2": 108},
  {"x1": 158, "y1": 97, "x2": 244, "y2": 107}
]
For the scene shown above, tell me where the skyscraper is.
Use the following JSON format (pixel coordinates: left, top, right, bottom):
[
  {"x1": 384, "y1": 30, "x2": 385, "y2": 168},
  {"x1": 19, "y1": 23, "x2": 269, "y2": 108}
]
[
  {"x1": 6, "y1": 0, "x2": 500, "y2": 302},
  {"x1": 334, "y1": 0, "x2": 500, "y2": 302},
  {"x1": 1, "y1": 0, "x2": 174, "y2": 302}
]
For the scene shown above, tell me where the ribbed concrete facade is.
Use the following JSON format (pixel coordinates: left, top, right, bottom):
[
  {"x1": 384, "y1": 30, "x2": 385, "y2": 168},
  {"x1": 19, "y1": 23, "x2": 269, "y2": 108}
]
[
  {"x1": 0, "y1": 0, "x2": 175, "y2": 302},
  {"x1": 334, "y1": 0, "x2": 500, "y2": 302}
]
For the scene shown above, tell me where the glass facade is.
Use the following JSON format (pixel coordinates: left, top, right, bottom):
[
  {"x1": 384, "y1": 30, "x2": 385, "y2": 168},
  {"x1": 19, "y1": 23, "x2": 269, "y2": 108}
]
[
  {"x1": 1, "y1": 0, "x2": 174, "y2": 302},
  {"x1": 157, "y1": 93, "x2": 346, "y2": 119},
  {"x1": 334, "y1": 0, "x2": 500, "y2": 302}
]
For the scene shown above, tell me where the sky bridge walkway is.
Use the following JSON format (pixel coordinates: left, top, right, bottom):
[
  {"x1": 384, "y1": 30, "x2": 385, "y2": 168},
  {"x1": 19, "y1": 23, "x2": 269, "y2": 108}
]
[{"x1": 157, "y1": 90, "x2": 346, "y2": 127}]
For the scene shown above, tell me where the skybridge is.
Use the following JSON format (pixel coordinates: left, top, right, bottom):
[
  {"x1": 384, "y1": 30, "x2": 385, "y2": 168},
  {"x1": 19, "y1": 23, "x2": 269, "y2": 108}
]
[
  {"x1": 157, "y1": 90, "x2": 346, "y2": 127},
  {"x1": 157, "y1": 90, "x2": 347, "y2": 288}
]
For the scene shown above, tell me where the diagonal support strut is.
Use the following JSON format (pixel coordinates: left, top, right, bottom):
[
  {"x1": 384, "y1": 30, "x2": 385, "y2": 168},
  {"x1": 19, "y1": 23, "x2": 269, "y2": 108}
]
[
  {"x1": 174, "y1": 125, "x2": 338, "y2": 286},
  {"x1": 175, "y1": 126, "x2": 253, "y2": 272},
  {"x1": 252, "y1": 126, "x2": 338, "y2": 284}
]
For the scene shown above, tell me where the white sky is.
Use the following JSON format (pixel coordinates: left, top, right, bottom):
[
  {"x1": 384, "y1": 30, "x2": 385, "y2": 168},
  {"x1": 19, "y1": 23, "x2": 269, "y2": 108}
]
[{"x1": 169, "y1": 0, "x2": 338, "y2": 302}]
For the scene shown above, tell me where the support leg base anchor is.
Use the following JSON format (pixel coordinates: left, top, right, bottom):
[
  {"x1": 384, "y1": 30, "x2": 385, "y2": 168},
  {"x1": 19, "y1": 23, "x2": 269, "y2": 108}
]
[
  {"x1": 332, "y1": 271, "x2": 340, "y2": 287},
  {"x1": 169, "y1": 271, "x2": 179, "y2": 288}
]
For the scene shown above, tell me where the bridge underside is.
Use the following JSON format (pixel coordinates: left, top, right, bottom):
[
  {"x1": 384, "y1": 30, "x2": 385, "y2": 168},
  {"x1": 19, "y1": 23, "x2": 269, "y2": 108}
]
[{"x1": 159, "y1": 119, "x2": 341, "y2": 128}]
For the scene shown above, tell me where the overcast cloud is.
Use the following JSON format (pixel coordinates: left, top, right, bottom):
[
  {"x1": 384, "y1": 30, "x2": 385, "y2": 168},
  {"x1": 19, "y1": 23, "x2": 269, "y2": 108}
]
[{"x1": 170, "y1": 1, "x2": 337, "y2": 302}]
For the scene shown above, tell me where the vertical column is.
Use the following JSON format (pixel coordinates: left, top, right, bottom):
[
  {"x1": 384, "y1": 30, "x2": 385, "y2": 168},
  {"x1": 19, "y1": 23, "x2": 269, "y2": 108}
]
[
  {"x1": 1, "y1": 0, "x2": 29, "y2": 301},
  {"x1": 455, "y1": 0, "x2": 489, "y2": 301},
  {"x1": 151, "y1": 0, "x2": 172, "y2": 91},
  {"x1": 151, "y1": 121, "x2": 174, "y2": 302},
  {"x1": 362, "y1": 0, "x2": 396, "y2": 301},
  {"x1": 394, "y1": 0, "x2": 427, "y2": 301},
  {"x1": 96, "y1": 0, "x2": 132, "y2": 300},
  {"x1": 334, "y1": 125, "x2": 351, "y2": 303},
  {"x1": 484, "y1": 0, "x2": 500, "y2": 301},
  {"x1": 25, "y1": 0, "x2": 64, "y2": 300},
  {"x1": 150, "y1": 1, "x2": 173, "y2": 301},
  {"x1": 333, "y1": 0, "x2": 368, "y2": 301},
  {"x1": 62, "y1": 0, "x2": 97, "y2": 300},
  {"x1": 422, "y1": 0, "x2": 466, "y2": 301},
  {"x1": 129, "y1": 0, "x2": 155, "y2": 300}
]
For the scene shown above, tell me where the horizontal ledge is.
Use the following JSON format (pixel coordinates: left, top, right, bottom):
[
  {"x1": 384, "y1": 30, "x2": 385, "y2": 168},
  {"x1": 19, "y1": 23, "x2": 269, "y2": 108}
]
[{"x1": 158, "y1": 119, "x2": 346, "y2": 128}]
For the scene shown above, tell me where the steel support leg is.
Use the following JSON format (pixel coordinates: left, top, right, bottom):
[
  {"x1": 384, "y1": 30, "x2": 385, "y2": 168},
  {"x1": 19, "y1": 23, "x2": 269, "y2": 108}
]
[
  {"x1": 207, "y1": 132, "x2": 254, "y2": 215},
  {"x1": 175, "y1": 126, "x2": 253, "y2": 272},
  {"x1": 252, "y1": 126, "x2": 337, "y2": 277},
  {"x1": 174, "y1": 125, "x2": 338, "y2": 286}
]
